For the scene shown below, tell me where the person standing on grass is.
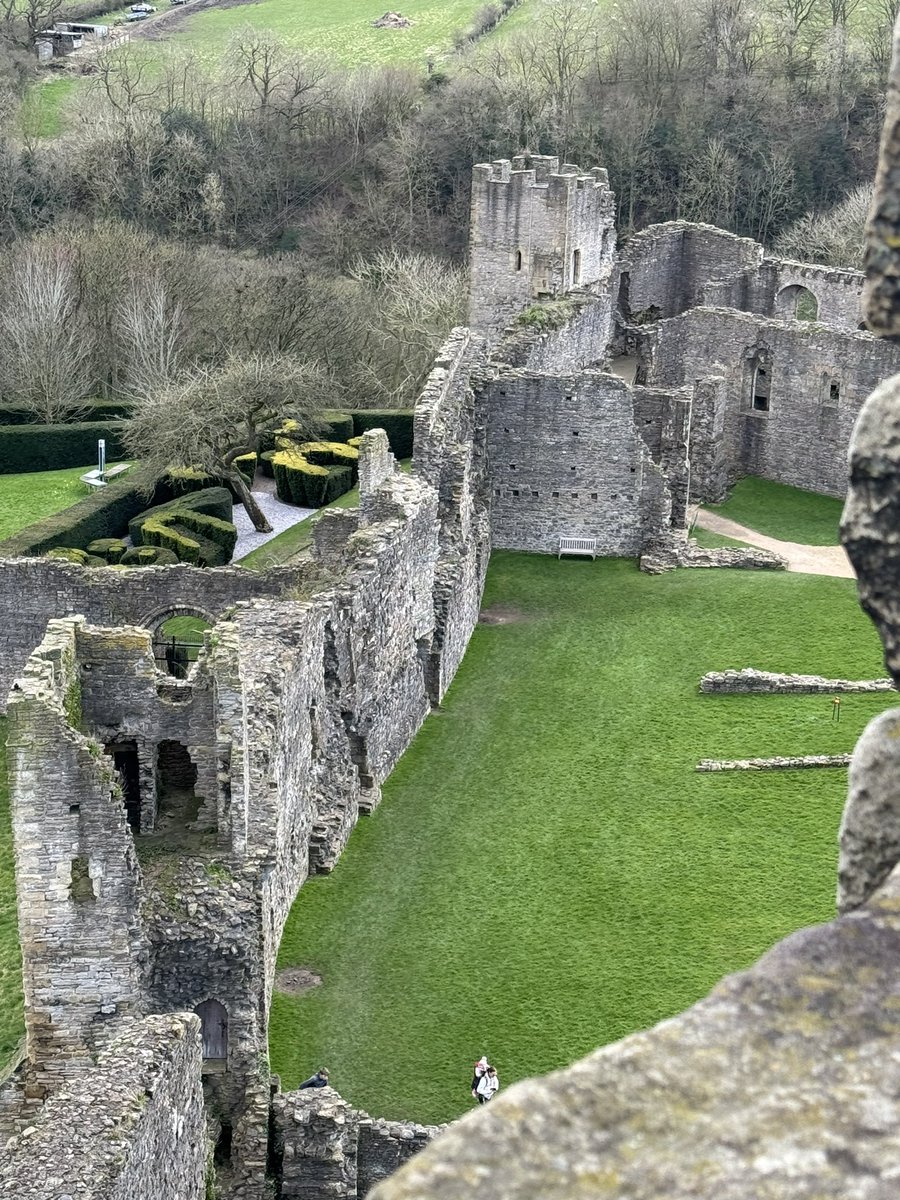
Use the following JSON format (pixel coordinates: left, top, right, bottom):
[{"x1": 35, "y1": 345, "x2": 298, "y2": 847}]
[
  {"x1": 471, "y1": 1055, "x2": 488, "y2": 1100},
  {"x1": 476, "y1": 1065, "x2": 499, "y2": 1104}
]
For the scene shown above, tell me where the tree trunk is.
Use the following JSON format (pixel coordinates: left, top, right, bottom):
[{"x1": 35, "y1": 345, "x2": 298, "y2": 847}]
[{"x1": 229, "y1": 469, "x2": 272, "y2": 533}]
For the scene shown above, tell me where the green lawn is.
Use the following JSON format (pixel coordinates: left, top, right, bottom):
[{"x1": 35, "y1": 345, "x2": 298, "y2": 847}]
[
  {"x1": 0, "y1": 720, "x2": 24, "y2": 1070},
  {"x1": 706, "y1": 477, "x2": 844, "y2": 545},
  {"x1": 0, "y1": 463, "x2": 97, "y2": 543},
  {"x1": 690, "y1": 526, "x2": 749, "y2": 550},
  {"x1": 270, "y1": 554, "x2": 890, "y2": 1124}
]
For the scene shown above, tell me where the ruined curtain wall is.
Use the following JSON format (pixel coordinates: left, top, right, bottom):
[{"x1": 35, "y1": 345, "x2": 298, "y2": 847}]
[
  {"x1": 651, "y1": 308, "x2": 900, "y2": 496},
  {"x1": 483, "y1": 370, "x2": 668, "y2": 555},
  {"x1": 0, "y1": 1015, "x2": 206, "y2": 1200},
  {"x1": 0, "y1": 559, "x2": 302, "y2": 712}
]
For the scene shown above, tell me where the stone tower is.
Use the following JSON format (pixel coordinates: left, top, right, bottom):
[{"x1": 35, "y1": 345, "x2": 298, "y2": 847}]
[{"x1": 468, "y1": 154, "x2": 617, "y2": 338}]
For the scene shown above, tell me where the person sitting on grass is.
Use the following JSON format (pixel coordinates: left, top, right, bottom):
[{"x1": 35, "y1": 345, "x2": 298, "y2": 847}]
[
  {"x1": 298, "y1": 1067, "x2": 330, "y2": 1089},
  {"x1": 476, "y1": 1065, "x2": 499, "y2": 1104}
]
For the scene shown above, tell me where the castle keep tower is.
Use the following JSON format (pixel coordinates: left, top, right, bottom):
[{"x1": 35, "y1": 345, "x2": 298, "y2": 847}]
[{"x1": 468, "y1": 154, "x2": 616, "y2": 338}]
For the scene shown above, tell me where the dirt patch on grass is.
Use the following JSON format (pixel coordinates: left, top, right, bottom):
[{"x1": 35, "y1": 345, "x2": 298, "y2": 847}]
[
  {"x1": 131, "y1": 0, "x2": 255, "y2": 41},
  {"x1": 478, "y1": 604, "x2": 528, "y2": 625},
  {"x1": 275, "y1": 966, "x2": 323, "y2": 995}
]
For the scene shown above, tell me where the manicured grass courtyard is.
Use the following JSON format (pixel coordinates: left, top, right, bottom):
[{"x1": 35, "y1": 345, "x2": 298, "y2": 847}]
[
  {"x1": 706, "y1": 477, "x2": 845, "y2": 545},
  {"x1": 0, "y1": 464, "x2": 99, "y2": 543},
  {"x1": 270, "y1": 553, "x2": 891, "y2": 1124}
]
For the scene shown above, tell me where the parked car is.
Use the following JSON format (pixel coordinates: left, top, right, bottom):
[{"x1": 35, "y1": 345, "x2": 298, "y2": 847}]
[{"x1": 129, "y1": 4, "x2": 156, "y2": 13}]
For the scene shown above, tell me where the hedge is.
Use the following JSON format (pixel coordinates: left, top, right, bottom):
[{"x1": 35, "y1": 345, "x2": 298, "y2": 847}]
[
  {"x1": 348, "y1": 410, "x2": 414, "y2": 459},
  {"x1": 141, "y1": 512, "x2": 232, "y2": 568},
  {"x1": 87, "y1": 538, "x2": 127, "y2": 564},
  {"x1": 272, "y1": 450, "x2": 352, "y2": 507},
  {"x1": 0, "y1": 421, "x2": 127, "y2": 474},
  {"x1": 177, "y1": 509, "x2": 238, "y2": 558},
  {"x1": 0, "y1": 399, "x2": 133, "y2": 426},
  {"x1": 46, "y1": 547, "x2": 105, "y2": 567},
  {"x1": 129, "y1": 486, "x2": 234, "y2": 544},
  {"x1": 233, "y1": 453, "x2": 257, "y2": 486},
  {"x1": 0, "y1": 466, "x2": 159, "y2": 558},
  {"x1": 299, "y1": 441, "x2": 359, "y2": 480},
  {"x1": 321, "y1": 410, "x2": 354, "y2": 442},
  {"x1": 120, "y1": 545, "x2": 179, "y2": 567}
]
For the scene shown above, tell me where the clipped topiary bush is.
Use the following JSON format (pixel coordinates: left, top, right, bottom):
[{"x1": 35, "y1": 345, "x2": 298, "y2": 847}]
[
  {"x1": 298, "y1": 441, "x2": 360, "y2": 481},
  {"x1": 140, "y1": 509, "x2": 235, "y2": 567},
  {"x1": 129, "y1": 486, "x2": 233, "y2": 544},
  {"x1": 233, "y1": 453, "x2": 257, "y2": 486},
  {"x1": 272, "y1": 447, "x2": 353, "y2": 508},
  {"x1": 46, "y1": 546, "x2": 105, "y2": 567},
  {"x1": 87, "y1": 538, "x2": 127, "y2": 564},
  {"x1": 120, "y1": 545, "x2": 180, "y2": 567},
  {"x1": 347, "y1": 436, "x2": 364, "y2": 449},
  {"x1": 321, "y1": 410, "x2": 354, "y2": 442},
  {"x1": 348, "y1": 410, "x2": 414, "y2": 459}
]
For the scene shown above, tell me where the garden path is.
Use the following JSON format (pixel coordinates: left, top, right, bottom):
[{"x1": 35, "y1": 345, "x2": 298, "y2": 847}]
[
  {"x1": 233, "y1": 476, "x2": 314, "y2": 561},
  {"x1": 694, "y1": 509, "x2": 855, "y2": 578}
]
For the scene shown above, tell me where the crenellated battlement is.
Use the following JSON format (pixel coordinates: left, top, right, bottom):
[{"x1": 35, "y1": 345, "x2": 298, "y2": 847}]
[{"x1": 468, "y1": 156, "x2": 617, "y2": 339}]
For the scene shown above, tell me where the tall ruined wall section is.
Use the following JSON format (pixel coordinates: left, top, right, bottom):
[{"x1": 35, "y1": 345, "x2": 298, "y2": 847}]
[
  {"x1": 469, "y1": 155, "x2": 616, "y2": 339},
  {"x1": 0, "y1": 558, "x2": 301, "y2": 712},
  {"x1": 482, "y1": 369, "x2": 675, "y2": 555},
  {"x1": 6, "y1": 620, "x2": 146, "y2": 1095},
  {"x1": 649, "y1": 307, "x2": 900, "y2": 496},
  {"x1": 0, "y1": 1015, "x2": 207, "y2": 1200}
]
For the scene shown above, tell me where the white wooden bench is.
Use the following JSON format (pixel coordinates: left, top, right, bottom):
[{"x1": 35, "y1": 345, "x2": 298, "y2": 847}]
[
  {"x1": 79, "y1": 463, "x2": 131, "y2": 490},
  {"x1": 558, "y1": 537, "x2": 597, "y2": 560}
]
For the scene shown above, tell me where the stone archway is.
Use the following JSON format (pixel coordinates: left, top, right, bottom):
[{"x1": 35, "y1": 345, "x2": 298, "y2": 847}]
[{"x1": 775, "y1": 283, "x2": 819, "y2": 322}]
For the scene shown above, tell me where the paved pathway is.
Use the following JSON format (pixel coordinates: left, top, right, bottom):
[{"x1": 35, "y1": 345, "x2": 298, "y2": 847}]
[
  {"x1": 694, "y1": 508, "x2": 855, "y2": 579},
  {"x1": 233, "y1": 476, "x2": 314, "y2": 561}
]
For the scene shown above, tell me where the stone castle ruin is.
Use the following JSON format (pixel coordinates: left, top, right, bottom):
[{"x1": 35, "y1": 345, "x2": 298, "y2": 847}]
[{"x1": 3, "y1": 105, "x2": 900, "y2": 1199}]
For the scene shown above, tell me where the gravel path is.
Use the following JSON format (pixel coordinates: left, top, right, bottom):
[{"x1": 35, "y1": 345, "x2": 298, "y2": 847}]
[
  {"x1": 694, "y1": 509, "x2": 855, "y2": 578},
  {"x1": 233, "y1": 476, "x2": 314, "y2": 561}
]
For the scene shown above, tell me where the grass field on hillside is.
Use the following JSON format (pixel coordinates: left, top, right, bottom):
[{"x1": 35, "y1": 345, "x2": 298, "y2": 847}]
[
  {"x1": 0, "y1": 722, "x2": 24, "y2": 1069},
  {"x1": 270, "y1": 553, "x2": 890, "y2": 1124},
  {"x1": 706, "y1": 477, "x2": 845, "y2": 545},
  {"x1": 0, "y1": 464, "x2": 98, "y2": 543}
]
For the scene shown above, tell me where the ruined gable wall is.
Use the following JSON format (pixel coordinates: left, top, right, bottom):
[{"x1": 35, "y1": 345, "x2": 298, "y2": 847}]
[
  {"x1": 651, "y1": 307, "x2": 900, "y2": 496},
  {"x1": 0, "y1": 1015, "x2": 206, "y2": 1200},
  {"x1": 484, "y1": 370, "x2": 664, "y2": 555},
  {"x1": 0, "y1": 559, "x2": 303, "y2": 714},
  {"x1": 491, "y1": 294, "x2": 614, "y2": 373},
  {"x1": 620, "y1": 224, "x2": 764, "y2": 320}
]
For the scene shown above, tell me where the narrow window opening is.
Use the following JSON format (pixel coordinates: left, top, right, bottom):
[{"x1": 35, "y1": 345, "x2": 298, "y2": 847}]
[
  {"x1": 752, "y1": 362, "x2": 771, "y2": 412},
  {"x1": 514, "y1": 249, "x2": 523, "y2": 271},
  {"x1": 512, "y1": 489, "x2": 519, "y2": 497},
  {"x1": 590, "y1": 493, "x2": 598, "y2": 500},
  {"x1": 69, "y1": 804, "x2": 80, "y2": 815},
  {"x1": 829, "y1": 381, "x2": 840, "y2": 402},
  {"x1": 107, "y1": 741, "x2": 140, "y2": 832},
  {"x1": 70, "y1": 856, "x2": 95, "y2": 902},
  {"x1": 214, "y1": 1122, "x2": 233, "y2": 1168},
  {"x1": 552, "y1": 491, "x2": 559, "y2": 498},
  {"x1": 572, "y1": 248, "x2": 582, "y2": 284}
]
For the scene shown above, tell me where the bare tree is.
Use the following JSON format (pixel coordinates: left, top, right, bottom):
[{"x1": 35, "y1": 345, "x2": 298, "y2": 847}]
[
  {"x1": 773, "y1": 182, "x2": 872, "y2": 267},
  {"x1": 0, "y1": 243, "x2": 93, "y2": 421},
  {"x1": 122, "y1": 354, "x2": 328, "y2": 531},
  {"x1": 118, "y1": 275, "x2": 185, "y2": 398},
  {"x1": 349, "y1": 251, "x2": 467, "y2": 404},
  {"x1": 0, "y1": 0, "x2": 63, "y2": 50}
]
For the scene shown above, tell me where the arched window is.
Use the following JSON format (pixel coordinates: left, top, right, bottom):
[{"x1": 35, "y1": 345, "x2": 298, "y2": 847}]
[
  {"x1": 514, "y1": 249, "x2": 523, "y2": 271},
  {"x1": 775, "y1": 284, "x2": 818, "y2": 323},
  {"x1": 572, "y1": 248, "x2": 582, "y2": 284},
  {"x1": 195, "y1": 999, "x2": 228, "y2": 1063}
]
